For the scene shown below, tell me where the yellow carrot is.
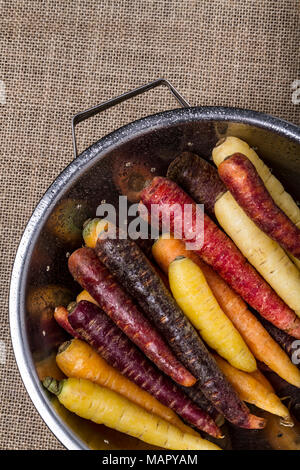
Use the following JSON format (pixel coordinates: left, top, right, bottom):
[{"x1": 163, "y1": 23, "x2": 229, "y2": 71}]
[
  {"x1": 152, "y1": 235, "x2": 300, "y2": 387},
  {"x1": 249, "y1": 369, "x2": 274, "y2": 393},
  {"x1": 213, "y1": 355, "x2": 292, "y2": 425},
  {"x1": 76, "y1": 290, "x2": 99, "y2": 306},
  {"x1": 56, "y1": 339, "x2": 198, "y2": 436},
  {"x1": 44, "y1": 377, "x2": 221, "y2": 450},
  {"x1": 168, "y1": 256, "x2": 256, "y2": 372},
  {"x1": 212, "y1": 136, "x2": 300, "y2": 270}
]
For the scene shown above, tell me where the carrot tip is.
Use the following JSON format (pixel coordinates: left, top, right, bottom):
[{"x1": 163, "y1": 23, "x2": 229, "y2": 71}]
[
  {"x1": 279, "y1": 416, "x2": 294, "y2": 428},
  {"x1": 181, "y1": 377, "x2": 197, "y2": 387},
  {"x1": 248, "y1": 414, "x2": 266, "y2": 429},
  {"x1": 208, "y1": 429, "x2": 224, "y2": 439}
]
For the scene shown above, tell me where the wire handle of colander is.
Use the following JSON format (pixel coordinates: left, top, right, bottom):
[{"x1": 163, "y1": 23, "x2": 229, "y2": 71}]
[{"x1": 71, "y1": 78, "x2": 190, "y2": 159}]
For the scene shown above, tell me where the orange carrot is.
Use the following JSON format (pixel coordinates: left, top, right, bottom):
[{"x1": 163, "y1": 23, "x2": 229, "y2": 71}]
[
  {"x1": 152, "y1": 235, "x2": 300, "y2": 388},
  {"x1": 56, "y1": 338, "x2": 198, "y2": 436}
]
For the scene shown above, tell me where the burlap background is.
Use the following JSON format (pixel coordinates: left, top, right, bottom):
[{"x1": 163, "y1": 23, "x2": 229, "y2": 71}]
[{"x1": 0, "y1": 0, "x2": 299, "y2": 450}]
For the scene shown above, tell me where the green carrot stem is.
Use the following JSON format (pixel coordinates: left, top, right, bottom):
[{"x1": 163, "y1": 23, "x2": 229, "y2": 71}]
[
  {"x1": 58, "y1": 340, "x2": 72, "y2": 354},
  {"x1": 43, "y1": 377, "x2": 64, "y2": 396}
]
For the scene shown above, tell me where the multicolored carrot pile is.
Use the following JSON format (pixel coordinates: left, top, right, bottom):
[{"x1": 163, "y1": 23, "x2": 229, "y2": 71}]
[
  {"x1": 43, "y1": 135, "x2": 300, "y2": 450},
  {"x1": 56, "y1": 338, "x2": 199, "y2": 436},
  {"x1": 67, "y1": 300, "x2": 221, "y2": 437},
  {"x1": 212, "y1": 136, "x2": 300, "y2": 270},
  {"x1": 218, "y1": 153, "x2": 300, "y2": 261},
  {"x1": 164, "y1": 160, "x2": 300, "y2": 337},
  {"x1": 68, "y1": 247, "x2": 195, "y2": 387},
  {"x1": 94, "y1": 230, "x2": 264, "y2": 429},
  {"x1": 151, "y1": 235, "x2": 300, "y2": 387}
]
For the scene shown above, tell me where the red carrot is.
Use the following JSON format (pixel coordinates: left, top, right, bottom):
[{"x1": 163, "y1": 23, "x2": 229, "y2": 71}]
[
  {"x1": 68, "y1": 247, "x2": 195, "y2": 387},
  {"x1": 68, "y1": 300, "x2": 221, "y2": 437},
  {"x1": 218, "y1": 153, "x2": 300, "y2": 260},
  {"x1": 141, "y1": 176, "x2": 300, "y2": 338},
  {"x1": 95, "y1": 233, "x2": 264, "y2": 429}
]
